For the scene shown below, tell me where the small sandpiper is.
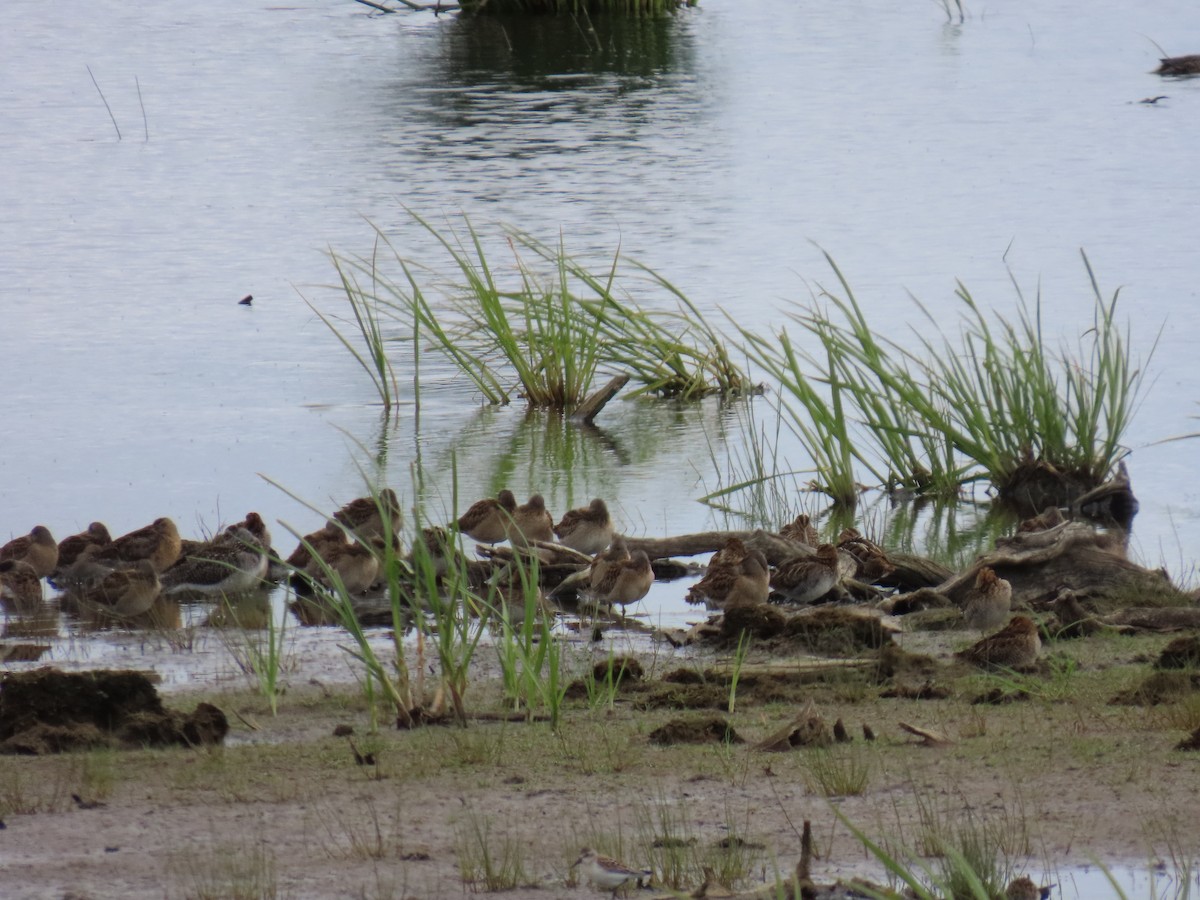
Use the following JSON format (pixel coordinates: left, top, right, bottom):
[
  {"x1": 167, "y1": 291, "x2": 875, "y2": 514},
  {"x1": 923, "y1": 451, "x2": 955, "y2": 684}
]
[
  {"x1": 54, "y1": 522, "x2": 112, "y2": 576},
  {"x1": 571, "y1": 848, "x2": 652, "y2": 897},
  {"x1": 779, "y1": 513, "x2": 819, "y2": 547},
  {"x1": 685, "y1": 537, "x2": 749, "y2": 606},
  {"x1": 770, "y1": 543, "x2": 840, "y2": 604},
  {"x1": 963, "y1": 566, "x2": 1012, "y2": 633},
  {"x1": 456, "y1": 490, "x2": 517, "y2": 545},
  {"x1": 0, "y1": 559, "x2": 44, "y2": 608},
  {"x1": 334, "y1": 487, "x2": 400, "y2": 543},
  {"x1": 78, "y1": 559, "x2": 162, "y2": 617},
  {"x1": 161, "y1": 527, "x2": 268, "y2": 597},
  {"x1": 86, "y1": 517, "x2": 182, "y2": 573},
  {"x1": 589, "y1": 534, "x2": 630, "y2": 593},
  {"x1": 594, "y1": 550, "x2": 654, "y2": 612},
  {"x1": 506, "y1": 493, "x2": 555, "y2": 547},
  {"x1": 553, "y1": 498, "x2": 614, "y2": 556},
  {"x1": 956, "y1": 615, "x2": 1041, "y2": 670},
  {"x1": 0, "y1": 526, "x2": 59, "y2": 579}
]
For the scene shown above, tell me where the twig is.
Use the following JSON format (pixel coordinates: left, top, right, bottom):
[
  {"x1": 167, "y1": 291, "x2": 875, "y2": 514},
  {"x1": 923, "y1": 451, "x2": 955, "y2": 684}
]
[
  {"x1": 86, "y1": 65, "x2": 121, "y2": 141},
  {"x1": 135, "y1": 75, "x2": 148, "y2": 141}
]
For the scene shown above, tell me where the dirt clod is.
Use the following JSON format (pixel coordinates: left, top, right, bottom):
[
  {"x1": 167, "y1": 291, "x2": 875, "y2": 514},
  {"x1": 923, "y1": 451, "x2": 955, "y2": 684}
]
[
  {"x1": 0, "y1": 667, "x2": 227, "y2": 754},
  {"x1": 648, "y1": 716, "x2": 742, "y2": 746}
]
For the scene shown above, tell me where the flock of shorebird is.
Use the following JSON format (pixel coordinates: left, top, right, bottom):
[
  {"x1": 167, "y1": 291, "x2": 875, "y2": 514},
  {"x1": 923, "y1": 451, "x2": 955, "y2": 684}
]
[{"x1": 0, "y1": 489, "x2": 1040, "y2": 669}]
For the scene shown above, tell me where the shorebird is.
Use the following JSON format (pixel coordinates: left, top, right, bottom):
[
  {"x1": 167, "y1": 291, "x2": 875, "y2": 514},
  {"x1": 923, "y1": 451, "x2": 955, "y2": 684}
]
[
  {"x1": 588, "y1": 533, "x2": 630, "y2": 593},
  {"x1": 0, "y1": 559, "x2": 44, "y2": 607},
  {"x1": 594, "y1": 550, "x2": 654, "y2": 611},
  {"x1": 722, "y1": 549, "x2": 771, "y2": 609},
  {"x1": 54, "y1": 523, "x2": 112, "y2": 574},
  {"x1": 571, "y1": 848, "x2": 651, "y2": 898},
  {"x1": 506, "y1": 494, "x2": 555, "y2": 547},
  {"x1": 406, "y1": 526, "x2": 460, "y2": 577},
  {"x1": 770, "y1": 543, "x2": 840, "y2": 604},
  {"x1": 956, "y1": 615, "x2": 1041, "y2": 670},
  {"x1": 963, "y1": 566, "x2": 1012, "y2": 633},
  {"x1": 86, "y1": 517, "x2": 182, "y2": 573},
  {"x1": 553, "y1": 498, "x2": 614, "y2": 556},
  {"x1": 286, "y1": 521, "x2": 348, "y2": 571},
  {"x1": 77, "y1": 559, "x2": 162, "y2": 617},
  {"x1": 836, "y1": 528, "x2": 895, "y2": 581},
  {"x1": 334, "y1": 487, "x2": 400, "y2": 543},
  {"x1": 161, "y1": 527, "x2": 268, "y2": 596},
  {"x1": 306, "y1": 540, "x2": 379, "y2": 595},
  {"x1": 685, "y1": 537, "x2": 749, "y2": 606},
  {"x1": 0, "y1": 526, "x2": 59, "y2": 579},
  {"x1": 779, "y1": 513, "x2": 819, "y2": 547},
  {"x1": 456, "y1": 490, "x2": 517, "y2": 545}
]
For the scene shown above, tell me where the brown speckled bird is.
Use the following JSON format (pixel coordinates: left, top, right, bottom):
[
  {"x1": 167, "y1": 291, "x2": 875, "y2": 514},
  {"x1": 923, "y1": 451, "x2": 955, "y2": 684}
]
[
  {"x1": 161, "y1": 527, "x2": 268, "y2": 597},
  {"x1": 771, "y1": 543, "x2": 840, "y2": 604},
  {"x1": 0, "y1": 559, "x2": 44, "y2": 607},
  {"x1": 553, "y1": 498, "x2": 613, "y2": 556},
  {"x1": 286, "y1": 521, "x2": 348, "y2": 571},
  {"x1": 779, "y1": 514, "x2": 819, "y2": 547},
  {"x1": 963, "y1": 566, "x2": 1012, "y2": 633},
  {"x1": 506, "y1": 494, "x2": 555, "y2": 547},
  {"x1": 956, "y1": 615, "x2": 1041, "y2": 670},
  {"x1": 307, "y1": 540, "x2": 379, "y2": 595},
  {"x1": 588, "y1": 534, "x2": 630, "y2": 592},
  {"x1": 685, "y1": 537, "x2": 749, "y2": 606},
  {"x1": 836, "y1": 528, "x2": 895, "y2": 581},
  {"x1": 85, "y1": 517, "x2": 182, "y2": 573},
  {"x1": 54, "y1": 523, "x2": 112, "y2": 574},
  {"x1": 722, "y1": 549, "x2": 771, "y2": 609},
  {"x1": 0, "y1": 526, "x2": 59, "y2": 579},
  {"x1": 594, "y1": 550, "x2": 654, "y2": 611},
  {"x1": 456, "y1": 490, "x2": 517, "y2": 545},
  {"x1": 333, "y1": 488, "x2": 400, "y2": 544},
  {"x1": 77, "y1": 559, "x2": 162, "y2": 617}
]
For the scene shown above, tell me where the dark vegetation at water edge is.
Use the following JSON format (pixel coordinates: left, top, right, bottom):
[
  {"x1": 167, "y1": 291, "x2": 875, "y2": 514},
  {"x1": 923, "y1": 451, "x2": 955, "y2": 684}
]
[
  {"x1": 318, "y1": 214, "x2": 1154, "y2": 513},
  {"x1": 457, "y1": 0, "x2": 696, "y2": 15}
]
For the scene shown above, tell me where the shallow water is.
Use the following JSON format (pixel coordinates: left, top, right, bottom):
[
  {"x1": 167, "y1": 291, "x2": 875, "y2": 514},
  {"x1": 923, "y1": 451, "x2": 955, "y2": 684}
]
[{"x1": 2, "y1": 6, "x2": 1200, "y2": 883}]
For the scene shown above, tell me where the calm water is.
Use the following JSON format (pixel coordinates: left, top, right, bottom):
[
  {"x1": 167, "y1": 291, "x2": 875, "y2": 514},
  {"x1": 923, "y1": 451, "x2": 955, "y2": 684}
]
[{"x1": 2, "y1": 0, "x2": 1200, "y2": 890}]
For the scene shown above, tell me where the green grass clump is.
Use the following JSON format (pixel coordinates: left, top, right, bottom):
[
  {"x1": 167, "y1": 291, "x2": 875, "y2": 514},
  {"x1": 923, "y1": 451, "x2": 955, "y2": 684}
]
[
  {"x1": 319, "y1": 212, "x2": 753, "y2": 411},
  {"x1": 736, "y1": 249, "x2": 1152, "y2": 507}
]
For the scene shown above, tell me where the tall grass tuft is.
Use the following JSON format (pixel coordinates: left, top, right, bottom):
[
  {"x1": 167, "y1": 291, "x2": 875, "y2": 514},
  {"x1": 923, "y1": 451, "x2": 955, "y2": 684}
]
[
  {"x1": 320, "y1": 212, "x2": 753, "y2": 411},
  {"x1": 735, "y1": 250, "x2": 1152, "y2": 507}
]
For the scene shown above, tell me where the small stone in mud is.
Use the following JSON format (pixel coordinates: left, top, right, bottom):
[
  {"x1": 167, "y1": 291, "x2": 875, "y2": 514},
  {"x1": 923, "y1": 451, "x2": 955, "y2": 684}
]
[{"x1": 648, "y1": 716, "x2": 742, "y2": 746}]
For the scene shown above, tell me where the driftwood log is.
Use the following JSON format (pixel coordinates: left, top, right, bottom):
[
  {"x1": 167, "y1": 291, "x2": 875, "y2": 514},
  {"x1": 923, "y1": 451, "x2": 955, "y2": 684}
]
[{"x1": 935, "y1": 521, "x2": 1186, "y2": 608}]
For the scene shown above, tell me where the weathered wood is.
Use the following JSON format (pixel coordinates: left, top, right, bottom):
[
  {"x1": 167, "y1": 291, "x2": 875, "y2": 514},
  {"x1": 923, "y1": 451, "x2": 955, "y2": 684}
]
[
  {"x1": 898, "y1": 720, "x2": 952, "y2": 746},
  {"x1": 570, "y1": 374, "x2": 630, "y2": 425},
  {"x1": 937, "y1": 522, "x2": 1184, "y2": 607},
  {"x1": 624, "y1": 529, "x2": 809, "y2": 566}
]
